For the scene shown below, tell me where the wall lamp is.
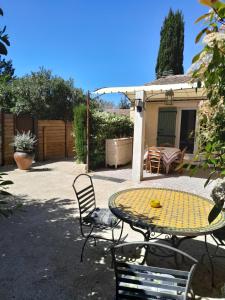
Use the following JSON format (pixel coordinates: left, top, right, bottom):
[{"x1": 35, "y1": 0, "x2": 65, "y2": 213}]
[
  {"x1": 135, "y1": 99, "x2": 144, "y2": 112},
  {"x1": 165, "y1": 89, "x2": 174, "y2": 105}
]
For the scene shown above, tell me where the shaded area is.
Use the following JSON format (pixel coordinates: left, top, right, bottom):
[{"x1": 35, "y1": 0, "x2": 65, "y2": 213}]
[
  {"x1": 0, "y1": 196, "x2": 115, "y2": 300},
  {"x1": 0, "y1": 195, "x2": 225, "y2": 299},
  {"x1": 92, "y1": 174, "x2": 126, "y2": 183}
]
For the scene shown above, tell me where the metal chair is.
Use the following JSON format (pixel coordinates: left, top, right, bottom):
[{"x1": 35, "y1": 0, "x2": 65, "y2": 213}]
[
  {"x1": 146, "y1": 149, "x2": 162, "y2": 174},
  {"x1": 111, "y1": 241, "x2": 198, "y2": 300},
  {"x1": 72, "y1": 174, "x2": 124, "y2": 262}
]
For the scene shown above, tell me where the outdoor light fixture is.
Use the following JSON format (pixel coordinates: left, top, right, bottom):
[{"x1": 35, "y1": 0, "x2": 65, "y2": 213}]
[
  {"x1": 135, "y1": 99, "x2": 144, "y2": 112},
  {"x1": 165, "y1": 89, "x2": 174, "y2": 105}
]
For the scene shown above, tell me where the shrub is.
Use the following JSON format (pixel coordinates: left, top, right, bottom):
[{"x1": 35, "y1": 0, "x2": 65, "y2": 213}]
[
  {"x1": 73, "y1": 104, "x2": 87, "y2": 163},
  {"x1": 90, "y1": 110, "x2": 133, "y2": 169},
  {"x1": 13, "y1": 131, "x2": 37, "y2": 153}
]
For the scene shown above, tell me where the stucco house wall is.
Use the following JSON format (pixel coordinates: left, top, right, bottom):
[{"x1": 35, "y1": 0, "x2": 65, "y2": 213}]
[{"x1": 145, "y1": 99, "x2": 200, "y2": 148}]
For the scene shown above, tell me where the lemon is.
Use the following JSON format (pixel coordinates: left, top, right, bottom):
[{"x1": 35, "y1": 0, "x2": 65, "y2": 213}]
[{"x1": 150, "y1": 199, "x2": 161, "y2": 208}]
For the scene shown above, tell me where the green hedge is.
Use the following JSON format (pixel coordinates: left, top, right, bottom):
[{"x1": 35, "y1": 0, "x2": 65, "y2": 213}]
[
  {"x1": 90, "y1": 110, "x2": 133, "y2": 169},
  {"x1": 73, "y1": 106, "x2": 134, "y2": 168},
  {"x1": 73, "y1": 104, "x2": 87, "y2": 163}
]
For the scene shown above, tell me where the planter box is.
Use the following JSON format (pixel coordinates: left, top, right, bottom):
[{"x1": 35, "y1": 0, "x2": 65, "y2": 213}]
[{"x1": 105, "y1": 137, "x2": 133, "y2": 168}]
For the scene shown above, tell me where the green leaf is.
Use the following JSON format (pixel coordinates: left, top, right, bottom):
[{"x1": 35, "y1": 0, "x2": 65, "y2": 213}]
[
  {"x1": 192, "y1": 52, "x2": 201, "y2": 63},
  {"x1": 205, "y1": 143, "x2": 212, "y2": 152},
  {"x1": 0, "y1": 180, "x2": 13, "y2": 186},
  {"x1": 0, "y1": 42, "x2": 7, "y2": 55},
  {"x1": 0, "y1": 190, "x2": 11, "y2": 195},
  {"x1": 204, "y1": 171, "x2": 216, "y2": 187},
  {"x1": 1, "y1": 34, "x2": 10, "y2": 46},
  {"x1": 218, "y1": 6, "x2": 225, "y2": 17},
  {"x1": 195, "y1": 27, "x2": 208, "y2": 43},
  {"x1": 195, "y1": 13, "x2": 211, "y2": 23}
]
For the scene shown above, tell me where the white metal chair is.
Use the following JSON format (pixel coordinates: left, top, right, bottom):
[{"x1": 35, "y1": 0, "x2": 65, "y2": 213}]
[{"x1": 111, "y1": 241, "x2": 198, "y2": 300}]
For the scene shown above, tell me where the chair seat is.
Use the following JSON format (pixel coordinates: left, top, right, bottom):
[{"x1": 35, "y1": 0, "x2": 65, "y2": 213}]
[{"x1": 83, "y1": 208, "x2": 118, "y2": 227}]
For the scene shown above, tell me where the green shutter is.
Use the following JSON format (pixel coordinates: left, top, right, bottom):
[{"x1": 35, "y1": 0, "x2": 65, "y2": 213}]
[{"x1": 157, "y1": 108, "x2": 177, "y2": 146}]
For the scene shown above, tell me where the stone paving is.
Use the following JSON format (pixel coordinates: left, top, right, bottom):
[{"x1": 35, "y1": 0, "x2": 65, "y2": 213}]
[{"x1": 0, "y1": 160, "x2": 224, "y2": 299}]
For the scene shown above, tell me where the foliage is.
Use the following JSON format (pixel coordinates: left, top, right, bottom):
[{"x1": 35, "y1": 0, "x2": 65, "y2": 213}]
[
  {"x1": 91, "y1": 96, "x2": 115, "y2": 111},
  {"x1": 211, "y1": 178, "x2": 225, "y2": 205},
  {"x1": 0, "y1": 59, "x2": 16, "y2": 111},
  {"x1": 0, "y1": 8, "x2": 10, "y2": 56},
  {"x1": 118, "y1": 96, "x2": 130, "y2": 109},
  {"x1": 190, "y1": 0, "x2": 225, "y2": 182},
  {"x1": 0, "y1": 59, "x2": 15, "y2": 82},
  {"x1": 13, "y1": 131, "x2": 37, "y2": 153},
  {"x1": 0, "y1": 68, "x2": 86, "y2": 120},
  {"x1": 155, "y1": 9, "x2": 184, "y2": 78},
  {"x1": 73, "y1": 104, "x2": 87, "y2": 163},
  {"x1": 90, "y1": 111, "x2": 133, "y2": 169},
  {"x1": 0, "y1": 172, "x2": 14, "y2": 217}
]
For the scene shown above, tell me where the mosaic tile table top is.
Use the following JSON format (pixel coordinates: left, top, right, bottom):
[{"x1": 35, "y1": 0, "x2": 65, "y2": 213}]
[{"x1": 109, "y1": 188, "x2": 225, "y2": 236}]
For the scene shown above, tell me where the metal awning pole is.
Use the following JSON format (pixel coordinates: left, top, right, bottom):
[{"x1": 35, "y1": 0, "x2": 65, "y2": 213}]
[{"x1": 86, "y1": 91, "x2": 90, "y2": 172}]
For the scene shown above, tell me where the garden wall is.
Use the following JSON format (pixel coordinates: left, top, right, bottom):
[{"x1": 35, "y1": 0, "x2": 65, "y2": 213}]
[{"x1": 0, "y1": 112, "x2": 74, "y2": 165}]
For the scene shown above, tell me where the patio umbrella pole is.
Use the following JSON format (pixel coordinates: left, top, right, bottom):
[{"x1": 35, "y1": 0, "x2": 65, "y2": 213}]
[{"x1": 86, "y1": 91, "x2": 90, "y2": 172}]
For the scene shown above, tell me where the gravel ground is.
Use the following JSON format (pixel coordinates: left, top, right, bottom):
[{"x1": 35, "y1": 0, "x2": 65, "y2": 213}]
[{"x1": 0, "y1": 160, "x2": 224, "y2": 300}]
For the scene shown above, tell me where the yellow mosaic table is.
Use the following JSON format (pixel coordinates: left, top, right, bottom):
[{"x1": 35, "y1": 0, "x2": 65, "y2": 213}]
[{"x1": 109, "y1": 188, "x2": 225, "y2": 237}]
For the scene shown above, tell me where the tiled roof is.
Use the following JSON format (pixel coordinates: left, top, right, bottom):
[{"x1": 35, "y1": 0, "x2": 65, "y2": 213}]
[
  {"x1": 104, "y1": 108, "x2": 130, "y2": 116},
  {"x1": 145, "y1": 75, "x2": 193, "y2": 86}
]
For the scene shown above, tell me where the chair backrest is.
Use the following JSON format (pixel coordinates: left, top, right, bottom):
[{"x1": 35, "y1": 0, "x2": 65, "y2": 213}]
[
  {"x1": 148, "y1": 149, "x2": 161, "y2": 161},
  {"x1": 72, "y1": 174, "x2": 96, "y2": 222},
  {"x1": 111, "y1": 241, "x2": 197, "y2": 300}
]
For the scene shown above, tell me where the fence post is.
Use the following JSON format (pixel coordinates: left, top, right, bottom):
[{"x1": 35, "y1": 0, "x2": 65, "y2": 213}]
[
  {"x1": 43, "y1": 126, "x2": 46, "y2": 161},
  {"x1": 65, "y1": 121, "x2": 67, "y2": 158}
]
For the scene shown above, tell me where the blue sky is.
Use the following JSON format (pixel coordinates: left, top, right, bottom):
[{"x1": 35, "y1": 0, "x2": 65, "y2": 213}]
[{"x1": 2, "y1": 1, "x2": 207, "y2": 104}]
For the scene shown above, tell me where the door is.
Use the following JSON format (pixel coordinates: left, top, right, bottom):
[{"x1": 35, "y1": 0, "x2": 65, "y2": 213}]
[
  {"x1": 157, "y1": 108, "x2": 177, "y2": 146},
  {"x1": 179, "y1": 110, "x2": 196, "y2": 153}
]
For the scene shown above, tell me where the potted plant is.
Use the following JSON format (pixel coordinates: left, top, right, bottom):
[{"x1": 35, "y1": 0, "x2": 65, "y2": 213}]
[{"x1": 13, "y1": 131, "x2": 37, "y2": 170}]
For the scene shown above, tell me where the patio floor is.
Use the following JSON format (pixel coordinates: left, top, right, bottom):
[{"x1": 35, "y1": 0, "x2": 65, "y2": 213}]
[{"x1": 0, "y1": 160, "x2": 224, "y2": 299}]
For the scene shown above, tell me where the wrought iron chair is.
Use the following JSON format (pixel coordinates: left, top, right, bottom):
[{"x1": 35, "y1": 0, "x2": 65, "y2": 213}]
[
  {"x1": 146, "y1": 149, "x2": 162, "y2": 174},
  {"x1": 111, "y1": 241, "x2": 198, "y2": 300},
  {"x1": 72, "y1": 174, "x2": 124, "y2": 262}
]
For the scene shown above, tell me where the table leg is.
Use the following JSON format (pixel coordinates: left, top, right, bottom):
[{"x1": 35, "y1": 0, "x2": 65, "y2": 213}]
[{"x1": 204, "y1": 235, "x2": 215, "y2": 288}]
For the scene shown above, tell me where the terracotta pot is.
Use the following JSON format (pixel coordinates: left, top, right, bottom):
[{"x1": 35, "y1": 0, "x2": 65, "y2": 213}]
[{"x1": 14, "y1": 151, "x2": 35, "y2": 170}]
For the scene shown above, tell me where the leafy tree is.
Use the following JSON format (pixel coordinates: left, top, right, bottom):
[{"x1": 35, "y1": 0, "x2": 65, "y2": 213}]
[
  {"x1": 118, "y1": 96, "x2": 130, "y2": 109},
  {"x1": 0, "y1": 8, "x2": 10, "y2": 56},
  {"x1": 189, "y1": 0, "x2": 225, "y2": 183},
  {"x1": 155, "y1": 9, "x2": 184, "y2": 78},
  {"x1": 2, "y1": 68, "x2": 86, "y2": 120},
  {"x1": 0, "y1": 59, "x2": 15, "y2": 82}
]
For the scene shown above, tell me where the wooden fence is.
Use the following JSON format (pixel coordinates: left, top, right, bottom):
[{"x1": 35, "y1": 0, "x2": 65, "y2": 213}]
[
  {"x1": 38, "y1": 120, "x2": 74, "y2": 161},
  {"x1": 0, "y1": 112, "x2": 75, "y2": 165}
]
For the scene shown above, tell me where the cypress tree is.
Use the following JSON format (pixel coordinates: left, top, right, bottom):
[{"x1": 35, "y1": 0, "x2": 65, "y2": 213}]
[{"x1": 155, "y1": 9, "x2": 184, "y2": 78}]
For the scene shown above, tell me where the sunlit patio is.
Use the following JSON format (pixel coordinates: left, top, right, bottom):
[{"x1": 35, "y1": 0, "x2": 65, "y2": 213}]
[{"x1": 0, "y1": 160, "x2": 224, "y2": 299}]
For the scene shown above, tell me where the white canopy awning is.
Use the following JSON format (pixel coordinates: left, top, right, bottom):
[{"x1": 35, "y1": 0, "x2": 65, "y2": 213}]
[
  {"x1": 93, "y1": 82, "x2": 198, "y2": 94},
  {"x1": 93, "y1": 82, "x2": 206, "y2": 102}
]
